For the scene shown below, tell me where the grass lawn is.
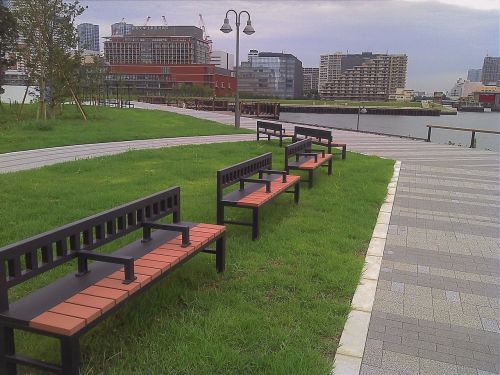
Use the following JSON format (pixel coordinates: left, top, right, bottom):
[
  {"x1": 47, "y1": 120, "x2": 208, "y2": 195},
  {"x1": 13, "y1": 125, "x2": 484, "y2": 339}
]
[
  {"x1": 0, "y1": 141, "x2": 393, "y2": 375},
  {"x1": 0, "y1": 104, "x2": 251, "y2": 154}
]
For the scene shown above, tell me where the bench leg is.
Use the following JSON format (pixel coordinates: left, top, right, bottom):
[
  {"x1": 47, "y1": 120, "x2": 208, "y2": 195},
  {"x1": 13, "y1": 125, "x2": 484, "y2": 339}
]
[
  {"x1": 257, "y1": 132, "x2": 260, "y2": 141},
  {"x1": 0, "y1": 326, "x2": 17, "y2": 375},
  {"x1": 252, "y1": 208, "x2": 260, "y2": 240},
  {"x1": 308, "y1": 170, "x2": 313, "y2": 188},
  {"x1": 279, "y1": 136, "x2": 283, "y2": 147},
  {"x1": 60, "y1": 337, "x2": 80, "y2": 375},
  {"x1": 328, "y1": 159, "x2": 333, "y2": 175},
  {"x1": 342, "y1": 146, "x2": 346, "y2": 160},
  {"x1": 216, "y1": 203, "x2": 224, "y2": 225},
  {"x1": 294, "y1": 182, "x2": 300, "y2": 203},
  {"x1": 267, "y1": 134, "x2": 271, "y2": 141},
  {"x1": 216, "y1": 236, "x2": 225, "y2": 273}
]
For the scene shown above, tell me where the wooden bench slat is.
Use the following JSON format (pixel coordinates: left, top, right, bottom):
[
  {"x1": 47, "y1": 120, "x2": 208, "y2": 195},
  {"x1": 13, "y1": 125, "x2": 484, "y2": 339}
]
[
  {"x1": 65, "y1": 294, "x2": 115, "y2": 313},
  {"x1": 80, "y1": 285, "x2": 129, "y2": 304},
  {"x1": 30, "y1": 311, "x2": 86, "y2": 336},
  {"x1": 108, "y1": 271, "x2": 152, "y2": 287},
  {"x1": 94, "y1": 278, "x2": 141, "y2": 294},
  {"x1": 49, "y1": 302, "x2": 101, "y2": 324}
]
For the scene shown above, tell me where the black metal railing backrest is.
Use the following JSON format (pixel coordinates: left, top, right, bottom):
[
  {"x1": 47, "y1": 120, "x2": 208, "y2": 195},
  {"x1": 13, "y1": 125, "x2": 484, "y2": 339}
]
[
  {"x1": 293, "y1": 126, "x2": 332, "y2": 153},
  {"x1": 217, "y1": 153, "x2": 273, "y2": 200},
  {"x1": 284, "y1": 139, "x2": 312, "y2": 170},
  {"x1": 257, "y1": 120, "x2": 282, "y2": 133},
  {"x1": 0, "y1": 186, "x2": 181, "y2": 310}
]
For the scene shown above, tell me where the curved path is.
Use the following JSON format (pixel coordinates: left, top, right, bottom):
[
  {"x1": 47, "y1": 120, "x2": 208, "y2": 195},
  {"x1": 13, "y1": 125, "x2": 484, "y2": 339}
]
[{"x1": 2, "y1": 103, "x2": 499, "y2": 375}]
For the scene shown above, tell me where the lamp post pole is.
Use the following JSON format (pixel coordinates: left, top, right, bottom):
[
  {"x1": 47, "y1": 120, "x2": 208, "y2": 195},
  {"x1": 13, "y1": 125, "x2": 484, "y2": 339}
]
[{"x1": 221, "y1": 10, "x2": 255, "y2": 129}]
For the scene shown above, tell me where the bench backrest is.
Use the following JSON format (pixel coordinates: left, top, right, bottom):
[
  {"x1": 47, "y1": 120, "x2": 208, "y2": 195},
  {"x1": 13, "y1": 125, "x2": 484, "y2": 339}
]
[
  {"x1": 217, "y1": 153, "x2": 273, "y2": 201},
  {"x1": 0, "y1": 186, "x2": 181, "y2": 311},
  {"x1": 257, "y1": 120, "x2": 283, "y2": 133},
  {"x1": 293, "y1": 126, "x2": 332, "y2": 153},
  {"x1": 284, "y1": 139, "x2": 312, "y2": 170}
]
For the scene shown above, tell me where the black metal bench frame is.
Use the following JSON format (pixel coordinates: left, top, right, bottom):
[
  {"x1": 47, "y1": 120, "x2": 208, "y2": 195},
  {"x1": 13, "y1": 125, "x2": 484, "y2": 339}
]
[
  {"x1": 256, "y1": 121, "x2": 293, "y2": 147},
  {"x1": 217, "y1": 153, "x2": 300, "y2": 240},
  {"x1": 0, "y1": 187, "x2": 225, "y2": 375},
  {"x1": 285, "y1": 138, "x2": 332, "y2": 188},
  {"x1": 293, "y1": 125, "x2": 346, "y2": 160}
]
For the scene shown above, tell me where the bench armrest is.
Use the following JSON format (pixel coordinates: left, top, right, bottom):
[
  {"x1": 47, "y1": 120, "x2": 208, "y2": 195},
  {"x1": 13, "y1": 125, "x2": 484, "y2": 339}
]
[
  {"x1": 142, "y1": 222, "x2": 190, "y2": 247},
  {"x1": 240, "y1": 178, "x2": 271, "y2": 193},
  {"x1": 298, "y1": 152, "x2": 318, "y2": 162},
  {"x1": 259, "y1": 169, "x2": 287, "y2": 183},
  {"x1": 76, "y1": 251, "x2": 136, "y2": 284},
  {"x1": 308, "y1": 148, "x2": 326, "y2": 157}
]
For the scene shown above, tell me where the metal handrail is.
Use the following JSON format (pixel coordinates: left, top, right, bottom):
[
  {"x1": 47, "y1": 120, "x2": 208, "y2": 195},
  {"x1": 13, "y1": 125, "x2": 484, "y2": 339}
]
[{"x1": 426, "y1": 124, "x2": 500, "y2": 148}]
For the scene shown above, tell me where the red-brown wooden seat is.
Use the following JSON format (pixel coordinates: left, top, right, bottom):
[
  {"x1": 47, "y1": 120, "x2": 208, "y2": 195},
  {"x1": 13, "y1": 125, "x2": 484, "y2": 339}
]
[
  {"x1": 0, "y1": 188, "x2": 225, "y2": 375},
  {"x1": 285, "y1": 138, "x2": 333, "y2": 188},
  {"x1": 294, "y1": 125, "x2": 347, "y2": 160},
  {"x1": 256, "y1": 120, "x2": 293, "y2": 147},
  {"x1": 217, "y1": 153, "x2": 300, "y2": 240}
]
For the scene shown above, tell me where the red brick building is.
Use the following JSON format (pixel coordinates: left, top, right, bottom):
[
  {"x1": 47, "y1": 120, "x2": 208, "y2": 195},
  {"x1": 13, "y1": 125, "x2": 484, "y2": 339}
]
[{"x1": 106, "y1": 64, "x2": 235, "y2": 97}]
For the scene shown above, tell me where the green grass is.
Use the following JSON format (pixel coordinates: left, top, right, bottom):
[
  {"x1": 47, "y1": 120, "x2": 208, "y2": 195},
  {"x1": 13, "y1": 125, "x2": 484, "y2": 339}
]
[
  {"x1": 0, "y1": 141, "x2": 393, "y2": 375},
  {"x1": 0, "y1": 104, "x2": 251, "y2": 154}
]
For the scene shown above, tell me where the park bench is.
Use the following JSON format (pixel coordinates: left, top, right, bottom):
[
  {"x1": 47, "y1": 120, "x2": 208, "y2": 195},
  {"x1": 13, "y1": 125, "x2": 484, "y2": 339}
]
[
  {"x1": 217, "y1": 153, "x2": 300, "y2": 240},
  {"x1": 256, "y1": 120, "x2": 293, "y2": 147},
  {"x1": 0, "y1": 186, "x2": 225, "y2": 375},
  {"x1": 293, "y1": 125, "x2": 347, "y2": 160},
  {"x1": 285, "y1": 138, "x2": 332, "y2": 188}
]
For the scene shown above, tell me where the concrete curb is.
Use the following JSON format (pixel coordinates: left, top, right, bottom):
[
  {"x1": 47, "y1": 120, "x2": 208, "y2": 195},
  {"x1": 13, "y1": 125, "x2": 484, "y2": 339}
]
[{"x1": 331, "y1": 160, "x2": 401, "y2": 375}]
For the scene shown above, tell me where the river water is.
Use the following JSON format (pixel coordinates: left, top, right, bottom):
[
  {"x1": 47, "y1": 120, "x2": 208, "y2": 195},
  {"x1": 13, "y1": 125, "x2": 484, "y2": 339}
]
[{"x1": 280, "y1": 110, "x2": 500, "y2": 152}]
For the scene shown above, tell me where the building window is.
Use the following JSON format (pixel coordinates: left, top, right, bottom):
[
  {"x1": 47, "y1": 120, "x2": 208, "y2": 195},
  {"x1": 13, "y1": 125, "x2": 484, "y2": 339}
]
[{"x1": 221, "y1": 82, "x2": 225, "y2": 88}]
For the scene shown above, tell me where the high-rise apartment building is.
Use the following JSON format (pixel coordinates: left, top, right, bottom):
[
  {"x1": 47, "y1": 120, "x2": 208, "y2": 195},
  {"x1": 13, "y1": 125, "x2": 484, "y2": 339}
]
[
  {"x1": 303, "y1": 67, "x2": 319, "y2": 93},
  {"x1": 77, "y1": 23, "x2": 100, "y2": 52},
  {"x1": 319, "y1": 52, "x2": 407, "y2": 100},
  {"x1": 211, "y1": 50, "x2": 234, "y2": 71},
  {"x1": 111, "y1": 22, "x2": 134, "y2": 36},
  {"x1": 467, "y1": 69, "x2": 482, "y2": 82},
  {"x1": 238, "y1": 50, "x2": 303, "y2": 99},
  {"x1": 481, "y1": 56, "x2": 500, "y2": 85},
  {"x1": 104, "y1": 26, "x2": 210, "y2": 65}
]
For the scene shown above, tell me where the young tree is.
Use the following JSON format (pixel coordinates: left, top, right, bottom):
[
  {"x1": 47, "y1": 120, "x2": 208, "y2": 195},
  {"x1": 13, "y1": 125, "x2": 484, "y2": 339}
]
[
  {"x1": 13, "y1": 0, "x2": 85, "y2": 119},
  {"x1": 0, "y1": 5, "x2": 18, "y2": 96}
]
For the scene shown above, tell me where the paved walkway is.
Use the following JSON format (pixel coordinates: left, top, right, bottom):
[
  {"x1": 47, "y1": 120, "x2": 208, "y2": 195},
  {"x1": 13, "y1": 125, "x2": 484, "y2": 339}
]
[
  {"x1": 2, "y1": 103, "x2": 499, "y2": 374},
  {"x1": 135, "y1": 104, "x2": 500, "y2": 375},
  {"x1": 0, "y1": 134, "x2": 254, "y2": 173}
]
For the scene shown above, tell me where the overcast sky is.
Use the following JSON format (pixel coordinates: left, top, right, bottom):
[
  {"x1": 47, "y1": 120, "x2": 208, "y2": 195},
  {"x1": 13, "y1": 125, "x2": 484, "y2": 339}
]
[{"x1": 77, "y1": 0, "x2": 499, "y2": 93}]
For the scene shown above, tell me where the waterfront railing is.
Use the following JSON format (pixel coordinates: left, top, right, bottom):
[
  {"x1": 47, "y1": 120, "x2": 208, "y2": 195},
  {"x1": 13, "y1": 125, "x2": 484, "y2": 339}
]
[{"x1": 426, "y1": 124, "x2": 500, "y2": 148}]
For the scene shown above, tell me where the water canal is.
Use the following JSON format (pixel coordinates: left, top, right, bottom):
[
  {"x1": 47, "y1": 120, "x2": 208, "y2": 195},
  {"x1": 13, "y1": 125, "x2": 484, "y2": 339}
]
[{"x1": 280, "y1": 110, "x2": 500, "y2": 151}]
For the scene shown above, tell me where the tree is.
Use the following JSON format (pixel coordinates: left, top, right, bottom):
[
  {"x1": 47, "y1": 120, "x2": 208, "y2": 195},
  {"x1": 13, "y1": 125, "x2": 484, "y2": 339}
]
[
  {"x1": 13, "y1": 0, "x2": 85, "y2": 119},
  {"x1": 0, "y1": 5, "x2": 18, "y2": 96}
]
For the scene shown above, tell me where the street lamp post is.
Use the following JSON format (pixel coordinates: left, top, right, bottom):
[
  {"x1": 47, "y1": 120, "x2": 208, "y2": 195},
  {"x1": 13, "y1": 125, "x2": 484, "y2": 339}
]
[
  {"x1": 220, "y1": 10, "x2": 255, "y2": 128},
  {"x1": 356, "y1": 105, "x2": 367, "y2": 131}
]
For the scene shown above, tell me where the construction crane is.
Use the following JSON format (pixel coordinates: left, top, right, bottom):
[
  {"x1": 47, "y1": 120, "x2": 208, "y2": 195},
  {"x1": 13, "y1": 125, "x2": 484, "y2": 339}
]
[
  {"x1": 198, "y1": 14, "x2": 212, "y2": 56},
  {"x1": 162, "y1": 16, "x2": 168, "y2": 27},
  {"x1": 143, "y1": 16, "x2": 151, "y2": 26}
]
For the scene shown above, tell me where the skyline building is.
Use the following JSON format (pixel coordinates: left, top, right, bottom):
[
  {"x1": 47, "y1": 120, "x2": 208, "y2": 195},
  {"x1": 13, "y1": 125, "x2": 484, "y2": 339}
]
[
  {"x1": 303, "y1": 67, "x2": 319, "y2": 94},
  {"x1": 104, "y1": 26, "x2": 210, "y2": 65},
  {"x1": 238, "y1": 50, "x2": 303, "y2": 99},
  {"x1": 211, "y1": 50, "x2": 234, "y2": 71},
  {"x1": 77, "y1": 23, "x2": 100, "y2": 52},
  {"x1": 103, "y1": 25, "x2": 231, "y2": 96},
  {"x1": 319, "y1": 51, "x2": 407, "y2": 100},
  {"x1": 481, "y1": 56, "x2": 500, "y2": 85},
  {"x1": 467, "y1": 68, "x2": 482, "y2": 82},
  {"x1": 111, "y1": 21, "x2": 134, "y2": 36}
]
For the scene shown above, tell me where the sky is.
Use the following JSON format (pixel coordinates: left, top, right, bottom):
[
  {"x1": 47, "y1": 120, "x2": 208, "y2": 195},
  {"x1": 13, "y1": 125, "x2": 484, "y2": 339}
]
[{"x1": 76, "y1": 0, "x2": 500, "y2": 93}]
